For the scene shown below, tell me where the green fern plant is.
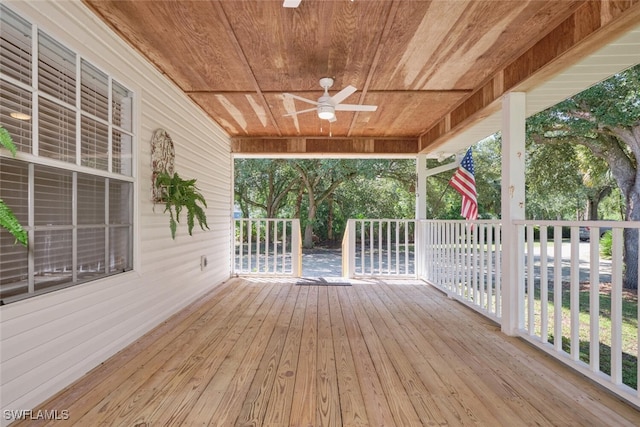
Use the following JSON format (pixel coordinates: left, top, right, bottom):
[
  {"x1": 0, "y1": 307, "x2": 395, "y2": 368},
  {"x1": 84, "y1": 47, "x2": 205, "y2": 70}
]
[
  {"x1": 0, "y1": 125, "x2": 28, "y2": 246},
  {"x1": 155, "y1": 171, "x2": 209, "y2": 239}
]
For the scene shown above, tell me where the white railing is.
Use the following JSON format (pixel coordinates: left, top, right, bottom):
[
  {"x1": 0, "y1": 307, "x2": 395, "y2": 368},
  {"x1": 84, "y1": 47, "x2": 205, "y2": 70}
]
[
  {"x1": 419, "y1": 220, "x2": 502, "y2": 321},
  {"x1": 515, "y1": 220, "x2": 640, "y2": 406},
  {"x1": 342, "y1": 219, "x2": 416, "y2": 278},
  {"x1": 233, "y1": 218, "x2": 301, "y2": 276},
  {"x1": 419, "y1": 218, "x2": 640, "y2": 406}
]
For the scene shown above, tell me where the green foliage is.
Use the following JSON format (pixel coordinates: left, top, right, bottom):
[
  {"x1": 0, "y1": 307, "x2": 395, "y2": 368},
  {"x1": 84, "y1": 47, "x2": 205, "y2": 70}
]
[
  {"x1": 0, "y1": 126, "x2": 17, "y2": 156},
  {"x1": 233, "y1": 158, "x2": 417, "y2": 243},
  {"x1": 155, "y1": 171, "x2": 208, "y2": 239},
  {"x1": 0, "y1": 125, "x2": 27, "y2": 246},
  {"x1": 0, "y1": 200, "x2": 28, "y2": 246},
  {"x1": 600, "y1": 230, "x2": 613, "y2": 259},
  {"x1": 426, "y1": 137, "x2": 502, "y2": 219}
]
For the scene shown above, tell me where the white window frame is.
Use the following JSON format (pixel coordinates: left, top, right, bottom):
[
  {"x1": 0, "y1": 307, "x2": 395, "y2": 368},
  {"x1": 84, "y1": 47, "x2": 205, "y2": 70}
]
[{"x1": 0, "y1": 5, "x2": 136, "y2": 304}]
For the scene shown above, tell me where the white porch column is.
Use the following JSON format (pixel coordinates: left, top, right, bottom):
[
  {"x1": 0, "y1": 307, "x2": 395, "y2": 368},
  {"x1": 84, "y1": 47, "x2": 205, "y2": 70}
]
[
  {"x1": 501, "y1": 92, "x2": 526, "y2": 336},
  {"x1": 416, "y1": 154, "x2": 427, "y2": 220},
  {"x1": 415, "y1": 154, "x2": 427, "y2": 278}
]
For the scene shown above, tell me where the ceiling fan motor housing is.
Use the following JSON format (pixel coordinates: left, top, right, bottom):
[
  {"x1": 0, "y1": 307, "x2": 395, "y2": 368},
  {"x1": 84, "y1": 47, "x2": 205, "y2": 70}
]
[{"x1": 317, "y1": 102, "x2": 335, "y2": 120}]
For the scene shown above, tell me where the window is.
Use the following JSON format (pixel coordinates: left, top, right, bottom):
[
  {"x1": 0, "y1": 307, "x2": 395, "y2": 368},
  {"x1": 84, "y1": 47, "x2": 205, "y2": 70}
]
[{"x1": 0, "y1": 5, "x2": 135, "y2": 304}]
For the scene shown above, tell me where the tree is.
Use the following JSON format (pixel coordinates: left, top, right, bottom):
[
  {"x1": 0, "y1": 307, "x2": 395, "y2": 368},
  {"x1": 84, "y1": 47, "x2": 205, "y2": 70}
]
[
  {"x1": 292, "y1": 159, "x2": 358, "y2": 248},
  {"x1": 527, "y1": 64, "x2": 640, "y2": 289},
  {"x1": 426, "y1": 139, "x2": 502, "y2": 219},
  {"x1": 234, "y1": 159, "x2": 298, "y2": 218}
]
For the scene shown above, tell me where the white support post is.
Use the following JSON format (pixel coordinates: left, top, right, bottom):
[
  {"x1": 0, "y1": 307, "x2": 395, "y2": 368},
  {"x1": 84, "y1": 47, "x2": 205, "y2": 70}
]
[
  {"x1": 501, "y1": 92, "x2": 526, "y2": 336},
  {"x1": 416, "y1": 155, "x2": 427, "y2": 278},
  {"x1": 416, "y1": 154, "x2": 427, "y2": 220},
  {"x1": 292, "y1": 219, "x2": 302, "y2": 277}
]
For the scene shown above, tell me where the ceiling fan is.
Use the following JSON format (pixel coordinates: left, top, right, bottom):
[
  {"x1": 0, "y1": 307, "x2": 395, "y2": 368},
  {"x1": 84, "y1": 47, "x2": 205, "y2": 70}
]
[{"x1": 283, "y1": 77, "x2": 377, "y2": 123}]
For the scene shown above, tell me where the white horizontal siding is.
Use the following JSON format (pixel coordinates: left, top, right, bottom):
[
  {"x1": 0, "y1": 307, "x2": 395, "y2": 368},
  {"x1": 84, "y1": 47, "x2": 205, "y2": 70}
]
[{"x1": 0, "y1": 1, "x2": 232, "y2": 423}]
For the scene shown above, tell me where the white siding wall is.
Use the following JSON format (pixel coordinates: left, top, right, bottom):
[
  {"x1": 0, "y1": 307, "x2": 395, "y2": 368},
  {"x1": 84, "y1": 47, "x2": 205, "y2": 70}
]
[{"x1": 0, "y1": 1, "x2": 233, "y2": 421}]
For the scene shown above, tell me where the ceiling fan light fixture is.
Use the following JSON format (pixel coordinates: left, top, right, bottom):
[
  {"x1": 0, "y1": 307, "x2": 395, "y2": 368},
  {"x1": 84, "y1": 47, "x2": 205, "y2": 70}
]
[
  {"x1": 317, "y1": 104, "x2": 335, "y2": 120},
  {"x1": 283, "y1": 0, "x2": 302, "y2": 8}
]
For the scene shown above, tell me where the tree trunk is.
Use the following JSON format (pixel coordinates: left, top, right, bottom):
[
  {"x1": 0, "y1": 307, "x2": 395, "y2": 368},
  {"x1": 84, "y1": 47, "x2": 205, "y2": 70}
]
[
  {"x1": 623, "y1": 183, "x2": 639, "y2": 289},
  {"x1": 294, "y1": 187, "x2": 303, "y2": 218},
  {"x1": 586, "y1": 187, "x2": 613, "y2": 220},
  {"x1": 327, "y1": 195, "x2": 334, "y2": 242},
  {"x1": 623, "y1": 228, "x2": 638, "y2": 289},
  {"x1": 304, "y1": 195, "x2": 317, "y2": 249}
]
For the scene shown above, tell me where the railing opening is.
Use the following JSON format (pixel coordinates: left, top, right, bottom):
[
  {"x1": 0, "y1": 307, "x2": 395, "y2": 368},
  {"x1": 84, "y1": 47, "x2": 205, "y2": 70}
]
[
  {"x1": 233, "y1": 218, "x2": 301, "y2": 276},
  {"x1": 342, "y1": 219, "x2": 416, "y2": 278}
]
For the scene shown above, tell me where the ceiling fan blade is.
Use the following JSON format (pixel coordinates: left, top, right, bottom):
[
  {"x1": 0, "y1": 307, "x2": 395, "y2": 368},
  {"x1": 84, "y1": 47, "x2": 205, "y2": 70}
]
[
  {"x1": 283, "y1": 93, "x2": 318, "y2": 105},
  {"x1": 331, "y1": 85, "x2": 357, "y2": 104},
  {"x1": 283, "y1": 0, "x2": 302, "y2": 8},
  {"x1": 283, "y1": 107, "x2": 316, "y2": 117},
  {"x1": 335, "y1": 104, "x2": 378, "y2": 112}
]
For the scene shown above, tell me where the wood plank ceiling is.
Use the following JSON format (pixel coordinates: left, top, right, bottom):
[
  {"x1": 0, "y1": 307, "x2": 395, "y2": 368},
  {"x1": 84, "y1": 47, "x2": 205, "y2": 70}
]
[{"x1": 83, "y1": 0, "x2": 640, "y2": 155}]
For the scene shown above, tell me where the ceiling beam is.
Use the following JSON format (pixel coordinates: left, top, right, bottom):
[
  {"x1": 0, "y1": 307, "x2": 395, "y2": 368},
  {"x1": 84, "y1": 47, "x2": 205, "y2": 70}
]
[{"x1": 232, "y1": 137, "x2": 419, "y2": 156}]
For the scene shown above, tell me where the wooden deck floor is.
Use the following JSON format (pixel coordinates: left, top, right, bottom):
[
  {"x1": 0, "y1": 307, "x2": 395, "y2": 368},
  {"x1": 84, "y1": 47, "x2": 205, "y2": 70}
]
[{"x1": 18, "y1": 278, "x2": 640, "y2": 426}]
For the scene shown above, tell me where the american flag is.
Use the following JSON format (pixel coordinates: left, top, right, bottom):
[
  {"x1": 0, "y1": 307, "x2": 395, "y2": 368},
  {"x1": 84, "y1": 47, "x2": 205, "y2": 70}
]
[{"x1": 449, "y1": 148, "x2": 478, "y2": 221}]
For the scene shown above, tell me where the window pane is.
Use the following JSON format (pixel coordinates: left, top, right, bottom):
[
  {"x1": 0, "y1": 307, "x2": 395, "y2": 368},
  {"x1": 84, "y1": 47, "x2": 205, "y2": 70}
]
[
  {"x1": 78, "y1": 173, "x2": 105, "y2": 225},
  {"x1": 112, "y1": 129, "x2": 132, "y2": 176},
  {"x1": 81, "y1": 116, "x2": 109, "y2": 170},
  {"x1": 34, "y1": 165, "x2": 72, "y2": 226},
  {"x1": 34, "y1": 229, "x2": 72, "y2": 291},
  {"x1": 78, "y1": 228, "x2": 105, "y2": 279},
  {"x1": 38, "y1": 31, "x2": 75, "y2": 104},
  {"x1": 0, "y1": 157, "x2": 28, "y2": 224},
  {"x1": 112, "y1": 80, "x2": 132, "y2": 131},
  {"x1": 110, "y1": 226, "x2": 132, "y2": 273},
  {"x1": 0, "y1": 158, "x2": 29, "y2": 302},
  {"x1": 0, "y1": 5, "x2": 32, "y2": 85},
  {"x1": 0, "y1": 80, "x2": 33, "y2": 153},
  {"x1": 81, "y1": 59, "x2": 108, "y2": 120},
  {"x1": 0, "y1": 230, "x2": 28, "y2": 300},
  {"x1": 109, "y1": 180, "x2": 132, "y2": 225},
  {"x1": 39, "y1": 96, "x2": 76, "y2": 163}
]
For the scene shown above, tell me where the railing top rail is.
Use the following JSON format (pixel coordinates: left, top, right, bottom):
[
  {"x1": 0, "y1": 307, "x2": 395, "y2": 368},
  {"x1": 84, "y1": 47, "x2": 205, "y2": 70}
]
[
  {"x1": 234, "y1": 218, "x2": 296, "y2": 221},
  {"x1": 513, "y1": 219, "x2": 640, "y2": 227},
  {"x1": 418, "y1": 219, "x2": 502, "y2": 225},
  {"x1": 350, "y1": 218, "x2": 416, "y2": 222}
]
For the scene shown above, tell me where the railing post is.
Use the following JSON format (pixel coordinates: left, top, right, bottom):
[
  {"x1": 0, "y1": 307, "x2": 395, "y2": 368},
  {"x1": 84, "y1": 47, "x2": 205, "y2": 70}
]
[
  {"x1": 415, "y1": 220, "x2": 422, "y2": 278},
  {"x1": 342, "y1": 219, "x2": 356, "y2": 278},
  {"x1": 291, "y1": 219, "x2": 302, "y2": 277},
  {"x1": 501, "y1": 92, "x2": 526, "y2": 336}
]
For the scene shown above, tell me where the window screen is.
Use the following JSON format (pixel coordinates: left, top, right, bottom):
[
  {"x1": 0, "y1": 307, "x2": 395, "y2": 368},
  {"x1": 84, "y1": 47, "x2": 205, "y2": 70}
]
[
  {"x1": 0, "y1": 159, "x2": 29, "y2": 298},
  {"x1": 0, "y1": 80, "x2": 32, "y2": 153},
  {"x1": 81, "y1": 116, "x2": 109, "y2": 170},
  {"x1": 38, "y1": 31, "x2": 76, "y2": 105},
  {"x1": 0, "y1": 6, "x2": 31, "y2": 85},
  {"x1": 81, "y1": 59, "x2": 109, "y2": 120},
  {"x1": 38, "y1": 96, "x2": 76, "y2": 163}
]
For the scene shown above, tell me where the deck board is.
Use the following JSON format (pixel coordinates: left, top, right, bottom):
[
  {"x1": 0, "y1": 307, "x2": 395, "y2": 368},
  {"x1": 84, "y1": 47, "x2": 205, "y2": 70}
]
[{"x1": 19, "y1": 277, "x2": 640, "y2": 427}]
